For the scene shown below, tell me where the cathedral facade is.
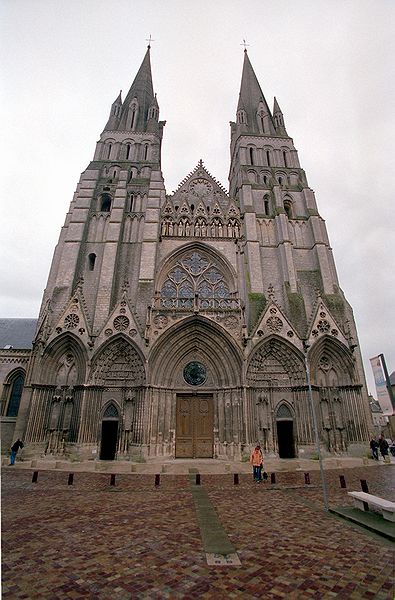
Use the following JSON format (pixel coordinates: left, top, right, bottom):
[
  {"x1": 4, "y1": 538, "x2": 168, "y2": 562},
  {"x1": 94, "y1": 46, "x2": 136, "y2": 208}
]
[{"x1": 9, "y1": 48, "x2": 371, "y2": 461}]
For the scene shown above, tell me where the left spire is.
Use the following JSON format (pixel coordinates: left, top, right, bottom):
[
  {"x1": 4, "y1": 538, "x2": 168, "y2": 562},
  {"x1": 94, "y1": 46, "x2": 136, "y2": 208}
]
[{"x1": 103, "y1": 46, "x2": 157, "y2": 133}]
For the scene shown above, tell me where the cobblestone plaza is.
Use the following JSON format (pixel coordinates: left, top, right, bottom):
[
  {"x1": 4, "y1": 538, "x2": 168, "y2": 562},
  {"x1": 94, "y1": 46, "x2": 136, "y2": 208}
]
[{"x1": 2, "y1": 464, "x2": 394, "y2": 599}]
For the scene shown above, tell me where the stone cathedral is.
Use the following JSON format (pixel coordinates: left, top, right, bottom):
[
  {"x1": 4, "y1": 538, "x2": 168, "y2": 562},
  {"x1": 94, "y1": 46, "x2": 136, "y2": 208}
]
[{"x1": 7, "y1": 47, "x2": 372, "y2": 461}]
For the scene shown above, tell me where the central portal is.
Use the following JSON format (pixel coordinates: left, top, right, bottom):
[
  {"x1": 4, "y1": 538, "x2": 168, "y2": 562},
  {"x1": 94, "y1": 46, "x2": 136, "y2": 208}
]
[{"x1": 175, "y1": 394, "x2": 214, "y2": 458}]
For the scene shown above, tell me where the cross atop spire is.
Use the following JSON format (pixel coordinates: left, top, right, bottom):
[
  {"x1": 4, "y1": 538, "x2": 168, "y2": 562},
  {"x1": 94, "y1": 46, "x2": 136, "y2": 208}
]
[
  {"x1": 146, "y1": 34, "x2": 155, "y2": 49},
  {"x1": 240, "y1": 38, "x2": 250, "y2": 52}
]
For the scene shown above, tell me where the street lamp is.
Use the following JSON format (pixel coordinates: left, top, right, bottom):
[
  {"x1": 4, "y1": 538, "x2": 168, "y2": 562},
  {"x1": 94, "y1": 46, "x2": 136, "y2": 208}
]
[{"x1": 303, "y1": 341, "x2": 329, "y2": 511}]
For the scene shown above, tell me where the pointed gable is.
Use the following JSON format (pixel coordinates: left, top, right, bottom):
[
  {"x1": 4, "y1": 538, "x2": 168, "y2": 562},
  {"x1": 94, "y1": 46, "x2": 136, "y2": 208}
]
[
  {"x1": 94, "y1": 290, "x2": 145, "y2": 352},
  {"x1": 307, "y1": 300, "x2": 348, "y2": 348},
  {"x1": 252, "y1": 301, "x2": 303, "y2": 352},
  {"x1": 46, "y1": 286, "x2": 92, "y2": 348},
  {"x1": 172, "y1": 160, "x2": 229, "y2": 210}
]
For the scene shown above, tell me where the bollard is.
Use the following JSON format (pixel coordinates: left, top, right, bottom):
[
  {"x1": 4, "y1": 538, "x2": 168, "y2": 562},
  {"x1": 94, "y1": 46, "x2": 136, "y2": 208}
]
[
  {"x1": 155, "y1": 474, "x2": 160, "y2": 486},
  {"x1": 196, "y1": 473, "x2": 201, "y2": 486},
  {"x1": 304, "y1": 472, "x2": 310, "y2": 485},
  {"x1": 270, "y1": 472, "x2": 276, "y2": 484},
  {"x1": 68, "y1": 473, "x2": 74, "y2": 486},
  {"x1": 32, "y1": 471, "x2": 38, "y2": 483},
  {"x1": 360, "y1": 479, "x2": 369, "y2": 493},
  {"x1": 339, "y1": 475, "x2": 346, "y2": 489},
  {"x1": 233, "y1": 473, "x2": 239, "y2": 485},
  {"x1": 110, "y1": 474, "x2": 116, "y2": 486},
  {"x1": 360, "y1": 479, "x2": 369, "y2": 511}
]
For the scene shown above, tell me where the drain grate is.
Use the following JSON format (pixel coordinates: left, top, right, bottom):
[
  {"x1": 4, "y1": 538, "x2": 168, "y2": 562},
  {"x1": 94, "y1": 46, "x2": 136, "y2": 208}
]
[{"x1": 206, "y1": 552, "x2": 241, "y2": 566}]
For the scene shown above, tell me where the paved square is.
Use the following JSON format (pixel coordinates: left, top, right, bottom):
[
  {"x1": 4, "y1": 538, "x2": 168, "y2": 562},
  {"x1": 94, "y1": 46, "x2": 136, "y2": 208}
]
[{"x1": 2, "y1": 466, "x2": 394, "y2": 598}]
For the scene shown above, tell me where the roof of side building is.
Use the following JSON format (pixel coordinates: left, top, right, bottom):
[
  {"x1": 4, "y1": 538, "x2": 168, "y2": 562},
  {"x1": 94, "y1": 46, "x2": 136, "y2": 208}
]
[{"x1": 0, "y1": 319, "x2": 37, "y2": 349}]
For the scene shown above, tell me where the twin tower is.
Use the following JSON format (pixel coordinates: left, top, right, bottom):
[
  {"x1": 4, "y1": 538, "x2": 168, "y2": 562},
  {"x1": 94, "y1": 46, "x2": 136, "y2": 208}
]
[{"x1": 15, "y1": 47, "x2": 370, "y2": 461}]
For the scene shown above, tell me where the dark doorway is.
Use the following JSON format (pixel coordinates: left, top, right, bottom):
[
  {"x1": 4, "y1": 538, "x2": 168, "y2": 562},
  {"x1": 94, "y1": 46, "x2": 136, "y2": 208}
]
[
  {"x1": 277, "y1": 420, "x2": 295, "y2": 458},
  {"x1": 100, "y1": 420, "x2": 118, "y2": 460}
]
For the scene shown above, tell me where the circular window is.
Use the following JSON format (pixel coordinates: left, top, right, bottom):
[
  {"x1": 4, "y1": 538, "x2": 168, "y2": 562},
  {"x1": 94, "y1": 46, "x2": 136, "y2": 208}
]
[{"x1": 183, "y1": 362, "x2": 207, "y2": 386}]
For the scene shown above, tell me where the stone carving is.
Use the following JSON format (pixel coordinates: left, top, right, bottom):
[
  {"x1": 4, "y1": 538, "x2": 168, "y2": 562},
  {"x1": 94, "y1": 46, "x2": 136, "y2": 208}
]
[
  {"x1": 64, "y1": 314, "x2": 80, "y2": 329},
  {"x1": 90, "y1": 339, "x2": 145, "y2": 385},
  {"x1": 153, "y1": 315, "x2": 168, "y2": 329},
  {"x1": 266, "y1": 316, "x2": 283, "y2": 332},
  {"x1": 317, "y1": 319, "x2": 330, "y2": 333},
  {"x1": 113, "y1": 315, "x2": 130, "y2": 331}
]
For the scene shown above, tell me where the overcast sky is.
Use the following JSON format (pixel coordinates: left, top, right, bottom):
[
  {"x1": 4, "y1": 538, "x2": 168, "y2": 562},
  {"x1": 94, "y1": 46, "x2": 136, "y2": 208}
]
[{"x1": 1, "y1": 0, "x2": 394, "y2": 396}]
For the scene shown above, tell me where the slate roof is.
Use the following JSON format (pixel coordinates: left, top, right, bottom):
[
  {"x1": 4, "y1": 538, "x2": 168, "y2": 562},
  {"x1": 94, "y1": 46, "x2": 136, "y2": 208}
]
[{"x1": 0, "y1": 319, "x2": 37, "y2": 349}]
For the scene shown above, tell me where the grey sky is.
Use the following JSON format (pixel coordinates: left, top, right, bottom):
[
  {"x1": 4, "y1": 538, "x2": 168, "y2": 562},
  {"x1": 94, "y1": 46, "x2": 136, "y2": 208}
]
[{"x1": 1, "y1": 0, "x2": 394, "y2": 396}]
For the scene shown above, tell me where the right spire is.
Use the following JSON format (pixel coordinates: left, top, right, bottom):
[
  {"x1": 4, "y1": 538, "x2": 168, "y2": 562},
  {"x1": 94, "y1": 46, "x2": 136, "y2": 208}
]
[{"x1": 236, "y1": 50, "x2": 276, "y2": 136}]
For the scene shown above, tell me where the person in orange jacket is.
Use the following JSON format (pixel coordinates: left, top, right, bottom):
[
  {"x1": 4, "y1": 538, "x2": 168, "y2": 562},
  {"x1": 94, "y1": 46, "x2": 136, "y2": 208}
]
[{"x1": 250, "y1": 444, "x2": 264, "y2": 482}]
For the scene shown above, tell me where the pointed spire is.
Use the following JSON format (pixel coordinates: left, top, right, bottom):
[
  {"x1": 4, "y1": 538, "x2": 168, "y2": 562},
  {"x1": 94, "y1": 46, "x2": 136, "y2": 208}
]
[
  {"x1": 273, "y1": 96, "x2": 287, "y2": 134},
  {"x1": 117, "y1": 46, "x2": 156, "y2": 132},
  {"x1": 236, "y1": 51, "x2": 276, "y2": 135},
  {"x1": 103, "y1": 90, "x2": 123, "y2": 132}
]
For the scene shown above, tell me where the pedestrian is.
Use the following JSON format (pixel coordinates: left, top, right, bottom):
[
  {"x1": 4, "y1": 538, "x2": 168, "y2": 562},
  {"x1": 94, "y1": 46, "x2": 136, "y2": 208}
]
[
  {"x1": 378, "y1": 434, "x2": 390, "y2": 463},
  {"x1": 9, "y1": 438, "x2": 24, "y2": 465},
  {"x1": 250, "y1": 444, "x2": 264, "y2": 483},
  {"x1": 369, "y1": 437, "x2": 379, "y2": 460}
]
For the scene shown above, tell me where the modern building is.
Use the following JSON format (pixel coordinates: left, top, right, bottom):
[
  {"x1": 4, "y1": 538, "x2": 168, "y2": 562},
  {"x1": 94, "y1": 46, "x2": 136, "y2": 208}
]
[{"x1": 2, "y1": 47, "x2": 372, "y2": 461}]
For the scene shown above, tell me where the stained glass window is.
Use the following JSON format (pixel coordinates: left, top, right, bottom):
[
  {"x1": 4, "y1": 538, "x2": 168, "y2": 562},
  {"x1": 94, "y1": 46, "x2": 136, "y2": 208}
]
[
  {"x1": 159, "y1": 252, "x2": 231, "y2": 309},
  {"x1": 6, "y1": 373, "x2": 24, "y2": 417}
]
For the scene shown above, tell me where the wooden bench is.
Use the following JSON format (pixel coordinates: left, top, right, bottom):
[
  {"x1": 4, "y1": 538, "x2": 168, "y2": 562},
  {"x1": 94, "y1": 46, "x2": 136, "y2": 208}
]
[{"x1": 348, "y1": 491, "x2": 395, "y2": 522}]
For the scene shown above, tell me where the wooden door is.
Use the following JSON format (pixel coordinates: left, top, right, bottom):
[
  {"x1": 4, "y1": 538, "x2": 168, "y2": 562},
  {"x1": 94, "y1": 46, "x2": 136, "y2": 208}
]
[{"x1": 175, "y1": 395, "x2": 213, "y2": 458}]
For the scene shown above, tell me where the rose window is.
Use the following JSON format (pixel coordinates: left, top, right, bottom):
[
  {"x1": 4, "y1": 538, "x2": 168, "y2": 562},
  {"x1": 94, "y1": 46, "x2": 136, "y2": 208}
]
[
  {"x1": 317, "y1": 319, "x2": 330, "y2": 333},
  {"x1": 113, "y1": 315, "x2": 130, "y2": 331},
  {"x1": 183, "y1": 361, "x2": 207, "y2": 386},
  {"x1": 266, "y1": 316, "x2": 283, "y2": 332},
  {"x1": 64, "y1": 314, "x2": 80, "y2": 329}
]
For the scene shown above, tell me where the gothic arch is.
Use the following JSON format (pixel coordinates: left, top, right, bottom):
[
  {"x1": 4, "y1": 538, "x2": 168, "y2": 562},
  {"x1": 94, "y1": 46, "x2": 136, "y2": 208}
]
[
  {"x1": 308, "y1": 336, "x2": 355, "y2": 386},
  {"x1": 39, "y1": 333, "x2": 87, "y2": 385},
  {"x1": 247, "y1": 336, "x2": 305, "y2": 386},
  {"x1": 101, "y1": 400, "x2": 121, "y2": 419},
  {"x1": 276, "y1": 402, "x2": 294, "y2": 420},
  {"x1": 89, "y1": 334, "x2": 146, "y2": 386},
  {"x1": 149, "y1": 316, "x2": 243, "y2": 388},
  {"x1": 1, "y1": 368, "x2": 26, "y2": 417}
]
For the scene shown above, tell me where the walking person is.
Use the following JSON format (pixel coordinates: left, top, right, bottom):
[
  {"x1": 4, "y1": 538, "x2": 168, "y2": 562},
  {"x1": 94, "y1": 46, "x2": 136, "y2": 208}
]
[
  {"x1": 250, "y1": 444, "x2": 264, "y2": 483},
  {"x1": 9, "y1": 438, "x2": 24, "y2": 465},
  {"x1": 378, "y1": 434, "x2": 390, "y2": 463},
  {"x1": 370, "y1": 437, "x2": 379, "y2": 460}
]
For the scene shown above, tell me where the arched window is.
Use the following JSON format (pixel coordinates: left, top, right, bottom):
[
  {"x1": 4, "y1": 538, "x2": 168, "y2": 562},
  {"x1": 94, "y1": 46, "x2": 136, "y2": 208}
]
[
  {"x1": 130, "y1": 109, "x2": 136, "y2": 130},
  {"x1": 88, "y1": 253, "x2": 96, "y2": 271},
  {"x1": 160, "y1": 251, "x2": 232, "y2": 310},
  {"x1": 5, "y1": 372, "x2": 25, "y2": 417},
  {"x1": 107, "y1": 143, "x2": 112, "y2": 159},
  {"x1": 144, "y1": 144, "x2": 149, "y2": 160},
  {"x1": 249, "y1": 147, "x2": 254, "y2": 165},
  {"x1": 278, "y1": 177, "x2": 283, "y2": 185},
  {"x1": 103, "y1": 403, "x2": 119, "y2": 419},
  {"x1": 283, "y1": 151, "x2": 288, "y2": 167},
  {"x1": 237, "y1": 110, "x2": 247, "y2": 124},
  {"x1": 266, "y1": 150, "x2": 271, "y2": 166},
  {"x1": 126, "y1": 144, "x2": 131, "y2": 159},
  {"x1": 277, "y1": 403, "x2": 293, "y2": 419},
  {"x1": 284, "y1": 199, "x2": 293, "y2": 218},
  {"x1": 100, "y1": 194, "x2": 112, "y2": 212},
  {"x1": 263, "y1": 195, "x2": 270, "y2": 216}
]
